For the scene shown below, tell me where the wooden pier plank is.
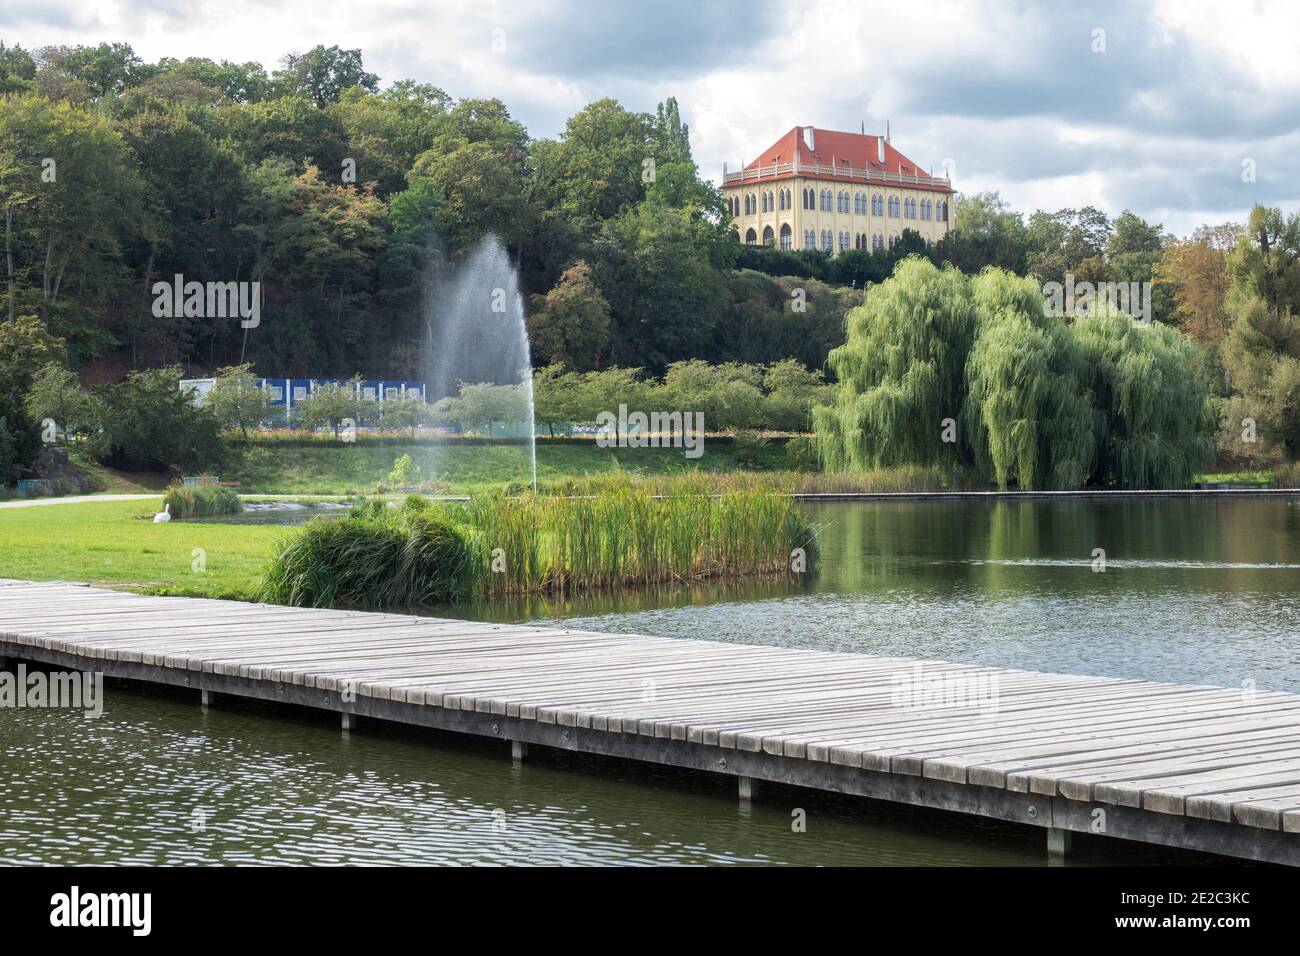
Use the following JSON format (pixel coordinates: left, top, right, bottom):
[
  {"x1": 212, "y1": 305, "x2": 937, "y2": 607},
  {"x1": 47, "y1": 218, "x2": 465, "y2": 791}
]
[{"x1": 2, "y1": 579, "x2": 1299, "y2": 863}]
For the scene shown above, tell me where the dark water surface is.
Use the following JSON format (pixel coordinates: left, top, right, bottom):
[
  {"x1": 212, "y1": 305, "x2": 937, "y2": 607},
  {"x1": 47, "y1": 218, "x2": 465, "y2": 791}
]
[{"x1": 4, "y1": 498, "x2": 1297, "y2": 865}]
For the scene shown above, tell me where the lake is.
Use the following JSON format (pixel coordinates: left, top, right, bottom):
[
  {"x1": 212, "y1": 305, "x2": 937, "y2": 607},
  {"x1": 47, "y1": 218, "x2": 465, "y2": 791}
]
[{"x1": 3, "y1": 497, "x2": 1297, "y2": 865}]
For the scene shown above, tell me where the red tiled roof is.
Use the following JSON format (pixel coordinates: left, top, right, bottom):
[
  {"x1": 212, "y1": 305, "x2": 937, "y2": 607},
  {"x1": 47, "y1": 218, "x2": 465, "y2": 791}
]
[{"x1": 733, "y1": 126, "x2": 952, "y2": 193}]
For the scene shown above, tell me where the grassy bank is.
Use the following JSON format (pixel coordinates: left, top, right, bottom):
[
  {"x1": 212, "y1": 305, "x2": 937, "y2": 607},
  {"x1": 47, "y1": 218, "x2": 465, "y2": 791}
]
[
  {"x1": 0, "y1": 498, "x2": 281, "y2": 599},
  {"x1": 231, "y1": 437, "x2": 792, "y2": 494}
]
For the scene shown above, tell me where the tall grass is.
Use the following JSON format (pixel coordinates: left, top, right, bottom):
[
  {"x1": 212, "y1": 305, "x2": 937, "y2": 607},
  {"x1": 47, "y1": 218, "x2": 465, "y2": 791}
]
[
  {"x1": 454, "y1": 474, "x2": 818, "y2": 597},
  {"x1": 162, "y1": 483, "x2": 242, "y2": 518},
  {"x1": 258, "y1": 478, "x2": 819, "y2": 609},
  {"x1": 541, "y1": 465, "x2": 970, "y2": 497},
  {"x1": 259, "y1": 503, "x2": 474, "y2": 608}
]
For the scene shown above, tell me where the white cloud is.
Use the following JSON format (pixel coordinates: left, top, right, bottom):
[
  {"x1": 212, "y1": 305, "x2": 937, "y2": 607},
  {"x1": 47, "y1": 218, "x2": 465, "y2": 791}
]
[{"x1": 6, "y1": 0, "x2": 1298, "y2": 236}]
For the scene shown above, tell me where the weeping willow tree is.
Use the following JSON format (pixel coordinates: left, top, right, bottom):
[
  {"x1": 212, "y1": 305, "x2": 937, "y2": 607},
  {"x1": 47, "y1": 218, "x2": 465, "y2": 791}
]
[
  {"x1": 814, "y1": 258, "x2": 976, "y2": 470},
  {"x1": 1072, "y1": 314, "x2": 1217, "y2": 488},
  {"x1": 962, "y1": 269, "x2": 1098, "y2": 489},
  {"x1": 816, "y1": 260, "x2": 1215, "y2": 489}
]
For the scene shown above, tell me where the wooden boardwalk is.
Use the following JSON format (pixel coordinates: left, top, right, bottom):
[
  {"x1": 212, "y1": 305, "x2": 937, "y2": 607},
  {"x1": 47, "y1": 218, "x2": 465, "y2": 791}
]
[{"x1": 2, "y1": 579, "x2": 1299, "y2": 865}]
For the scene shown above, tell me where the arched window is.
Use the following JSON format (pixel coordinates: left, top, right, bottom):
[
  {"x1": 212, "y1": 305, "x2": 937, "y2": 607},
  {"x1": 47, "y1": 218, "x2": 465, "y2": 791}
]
[
  {"x1": 733, "y1": 230, "x2": 741, "y2": 243},
  {"x1": 854, "y1": 192, "x2": 866, "y2": 215},
  {"x1": 854, "y1": 231, "x2": 866, "y2": 250},
  {"x1": 872, "y1": 233, "x2": 883, "y2": 251},
  {"x1": 872, "y1": 193, "x2": 884, "y2": 216},
  {"x1": 820, "y1": 229, "x2": 833, "y2": 251},
  {"x1": 804, "y1": 229, "x2": 816, "y2": 250},
  {"x1": 745, "y1": 228, "x2": 757, "y2": 245},
  {"x1": 838, "y1": 230, "x2": 849, "y2": 252},
  {"x1": 888, "y1": 233, "x2": 898, "y2": 249},
  {"x1": 804, "y1": 188, "x2": 813, "y2": 209},
  {"x1": 780, "y1": 223, "x2": 792, "y2": 252},
  {"x1": 938, "y1": 200, "x2": 948, "y2": 221},
  {"x1": 837, "y1": 190, "x2": 850, "y2": 213},
  {"x1": 888, "y1": 196, "x2": 900, "y2": 217},
  {"x1": 762, "y1": 225, "x2": 774, "y2": 246},
  {"x1": 820, "y1": 189, "x2": 833, "y2": 211},
  {"x1": 906, "y1": 198, "x2": 917, "y2": 219}
]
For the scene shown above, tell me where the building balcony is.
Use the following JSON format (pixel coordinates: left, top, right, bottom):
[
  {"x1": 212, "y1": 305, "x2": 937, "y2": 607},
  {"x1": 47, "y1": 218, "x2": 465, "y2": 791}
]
[{"x1": 723, "y1": 159, "x2": 951, "y2": 190}]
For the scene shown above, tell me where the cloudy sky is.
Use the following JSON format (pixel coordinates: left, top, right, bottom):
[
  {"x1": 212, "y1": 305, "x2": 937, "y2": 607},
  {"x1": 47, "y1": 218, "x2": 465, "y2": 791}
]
[{"x1": 5, "y1": 0, "x2": 1298, "y2": 236}]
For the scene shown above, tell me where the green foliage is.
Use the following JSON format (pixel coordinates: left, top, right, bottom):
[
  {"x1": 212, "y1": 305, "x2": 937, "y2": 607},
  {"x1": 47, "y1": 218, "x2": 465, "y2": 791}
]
[
  {"x1": 95, "y1": 366, "x2": 225, "y2": 472},
  {"x1": 0, "y1": 416, "x2": 19, "y2": 485},
  {"x1": 431, "y1": 382, "x2": 529, "y2": 434},
  {"x1": 260, "y1": 476, "x2": 817, "y2": 609},
  {"x1": 0, "y1": 316, "x2": 69, "y2": 474},
  {"x1": 292, "y1": 378, "x2": 373, "y2": 437},
  {"x1": 458, "y1": 476, "x2": 817, "y2": 597},
  {"x1": 162, "y1": 483, "x2": 242, "y2": 518},
  {"x1": 1221, "y1": 205, "x2": 1300, "y2": 458},
  {"x1": 815, "y1": 258, "x2": 977, "y2": 471},
  {"x1": 204, "y1": 364, "x2": 275, "y2": 435},
  {"x1": 378, "y1": 394, "x2": 431, "y2": 434},
  {"x1": 0, "y1": 95, "x2": 145, "y2": 349},
  {"x1": 962, "y1": 269, "x2": 1097, "y2": 489},
  {"x1": 387, "y1": 452, "x2": 421, "y2": 488},
  {"x1": 528, "y1": 359, "x2": 828, "y2": 434},
  {"x1": 1070, "y1": 314, "x2": 1216, "y2": 488},
  {"x1": 526, "y1": 259, "x2": 610, "y2": 371},
  {"x1": 941, "y1": 191, "x2": 1030, "y2": 274},
  {"x1": 259, "y1": 505, "x2": 474, "y2": 608},
  {"x1": 816, "y1": 261, "x2": 1214, "y2": 489},
  {"x1": 272, "y1": 45, "x2": 378, "y2": 107},
  {"x1": 718, "y1": 271, "x2": 856, "y2": 370},
  {"x1": 731, "y1": 430, "x2": 770, "y2": 468},
  {"x1": 24, "y1": 364, "x2": 101, "y2": 444}
]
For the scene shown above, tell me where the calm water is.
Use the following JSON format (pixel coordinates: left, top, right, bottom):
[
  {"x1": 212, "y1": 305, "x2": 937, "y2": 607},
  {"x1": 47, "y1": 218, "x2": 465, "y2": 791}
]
[{"x1": 3, "y1": 498, "x2": 1297, "y2": 866}]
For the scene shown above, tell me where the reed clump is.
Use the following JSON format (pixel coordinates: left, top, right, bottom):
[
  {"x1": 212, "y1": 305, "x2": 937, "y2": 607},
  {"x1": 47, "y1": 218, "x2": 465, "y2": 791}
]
[
  {"x1": 162, "y1": 483, "x2": 242, "y2": 518},
  {"x1": 259, "y1": 477, "x2": 818, "y2": 609},
  {"x1": 259, "y1": 498, "x2": 474, "y2": 608}
]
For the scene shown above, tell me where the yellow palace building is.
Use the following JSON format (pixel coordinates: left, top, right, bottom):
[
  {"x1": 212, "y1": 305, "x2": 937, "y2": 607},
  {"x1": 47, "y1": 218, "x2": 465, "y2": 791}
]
[{"x1": 722, "y1": 126, "x2": 953, "y2": 254}]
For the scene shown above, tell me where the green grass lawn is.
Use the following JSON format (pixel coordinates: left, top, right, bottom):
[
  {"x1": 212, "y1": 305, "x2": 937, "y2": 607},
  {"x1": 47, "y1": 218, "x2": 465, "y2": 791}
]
[
  {"x1": 233, "y1": 438, "x2": 792, "y2": 494},
  {"x1": 1192, "y1": 471, "x2": 1276, "y2": 486},
  {"x1": 0, "y1": 499, "x2": 287, "y2": 600}
]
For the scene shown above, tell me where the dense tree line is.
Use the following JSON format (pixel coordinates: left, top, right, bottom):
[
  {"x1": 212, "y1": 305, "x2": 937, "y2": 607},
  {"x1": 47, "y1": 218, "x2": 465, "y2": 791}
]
[
  {"x1": 0, "y1": 40, "x2": 854, "y2": 384},
  {"x1": 3, "y1": 39, "x2": 1297, "y2": 488}
]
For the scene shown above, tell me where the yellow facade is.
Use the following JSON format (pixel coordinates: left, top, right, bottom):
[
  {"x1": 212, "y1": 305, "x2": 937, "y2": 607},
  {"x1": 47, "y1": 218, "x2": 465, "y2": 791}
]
[
  {"x1": 720, "y1": 129, "x2": 953, "y2": 254},
  {"x1": 724, "y1": 178, "x2": 952, "y2": 253}
]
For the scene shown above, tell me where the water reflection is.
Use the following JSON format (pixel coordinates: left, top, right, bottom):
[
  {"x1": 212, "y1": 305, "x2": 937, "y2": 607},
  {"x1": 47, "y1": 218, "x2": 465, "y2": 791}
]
[
  {"x1": 0, "y1": 683, "x2": 1220, "y2": 866},
  {"x1": 442, "y1": 498, "x2": 1300, "y2": 693},
  {"x1": 4, "y1": 497, "x2": 1293, "y2": 866}
]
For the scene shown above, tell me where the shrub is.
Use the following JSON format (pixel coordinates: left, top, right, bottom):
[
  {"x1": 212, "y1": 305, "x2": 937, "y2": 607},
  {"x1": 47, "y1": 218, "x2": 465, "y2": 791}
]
[
  {"x1": 387, "y1": 453, "x2": 421, "y2": 488},
  {"x1": 731, "y1": 429, "x2": 770, "y2": 468},
  {"x1": 784, "y1": 436, "x2": 820, "y2": 472},
  {"x1": 1275, "y1": 462, "x2": 1300, "y2": 489},
  {"x1": 259, "y1": 507, "x2": 473, "y2": 609},
  {"x1": 0, "y1": 416, "x2": 19, "y2": 486},
  {"x1": 96, "y1": 366, "x2": 225, "y2": 472},
  {"x1": 162, "y1": 483, "x2": 242, "y2": 518}
]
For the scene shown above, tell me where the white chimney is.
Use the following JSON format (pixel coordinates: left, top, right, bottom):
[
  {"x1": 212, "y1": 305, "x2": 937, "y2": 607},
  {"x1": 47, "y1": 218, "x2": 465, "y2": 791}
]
[
  {"x1": 802, "y1": 126, "x2": 815, "y2": 151},
  {"x1": 877, "y1": 136, "x2": 885, "y2": 164}
]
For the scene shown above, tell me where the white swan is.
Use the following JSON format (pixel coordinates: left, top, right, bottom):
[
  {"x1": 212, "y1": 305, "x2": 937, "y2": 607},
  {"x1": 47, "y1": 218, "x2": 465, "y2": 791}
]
[{"x1": 153, "y1": 502, "x2": 172, "y2": 523}]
